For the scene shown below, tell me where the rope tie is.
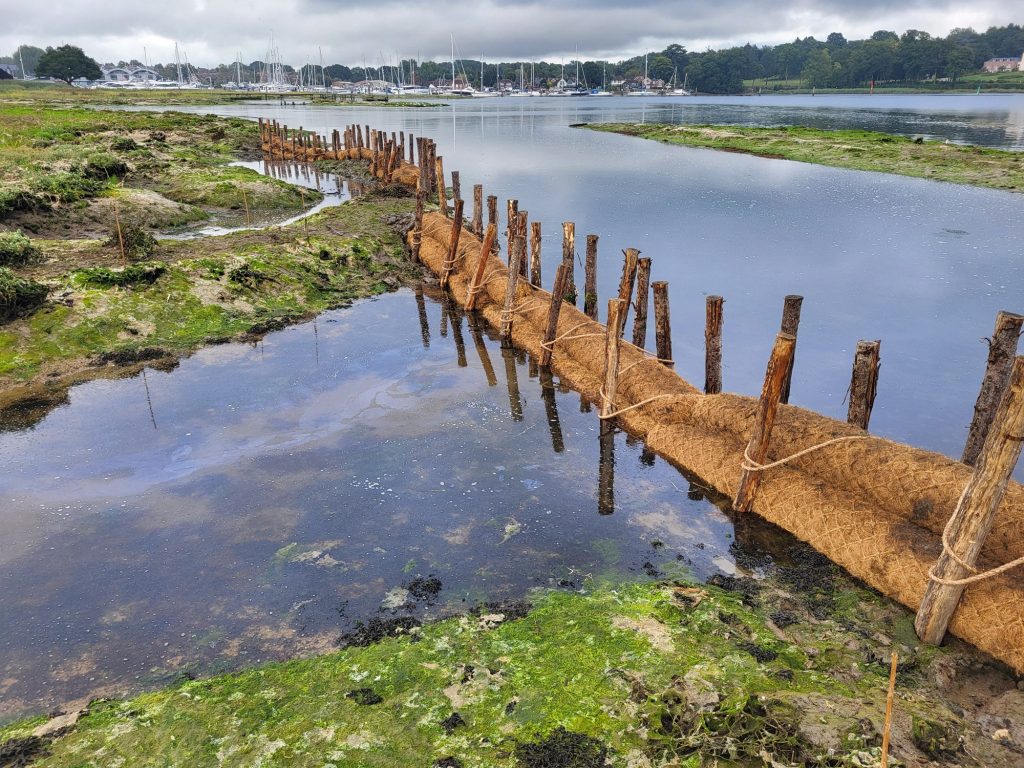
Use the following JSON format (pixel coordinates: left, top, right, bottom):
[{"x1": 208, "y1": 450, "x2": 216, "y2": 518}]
[
  {"x1": 740, "y1": 435, "x2": 870, "y2": 473},
  {"x1": 499, "y1": 298, "x2": 544, "y2": 326},
  {"x1": 598, "y1": 391, "x2": 678, "y2": 420},
  {"x1": 927, "y1": 484, "x2": 1024, "y2": 587},
  {"x1": 540, "y1": 321, "x2": 598, "y2": 352}
]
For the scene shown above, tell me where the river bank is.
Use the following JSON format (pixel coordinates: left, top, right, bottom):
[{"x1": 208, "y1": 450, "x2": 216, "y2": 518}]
[{"x1": 582, "y1": 123, "x2": 1024, "y2": 192}]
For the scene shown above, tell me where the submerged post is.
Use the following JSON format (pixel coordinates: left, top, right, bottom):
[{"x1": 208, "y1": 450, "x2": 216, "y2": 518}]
[
  {"x1": 530, "y1": 221, "x2": 542, "y2": 288},
  {"x1": 561, "y1": 222, "x2": 576, "y2": 304},
  {"x1": 633, "y1": 257, "x2": 652, "y2": 350},
  {"x1": 733, "y1": 332, "x2": 797, "y2": 513},
  {"x1": 487, "y1": 196, "x2": 498, "y2": 253},
  {"x1": 540, "y1": 264, "x2": 568, "y2": 368},
  {"x1": 466, "y1": 224, "x2": 498, "y2": 312},
  {"x1": 441, "y1": 198, "x2": 465, "y2": 289},
  {"x1": 653, "y1": 281, "x2": 673, "y2": 367},
  {"x1": 915, "y1": 356, "x2": 1024, "y2": 645},
  {"x1": 962, "y1": 311, "x2": 1024, "y2": 466},
  {"x1": 472, "y1": 185, "x2": 483, "y2": 236},
  {"x1": 506, "y1": 199, "x2": 518, "y2": 257},
  {"x1": 435, "y1": 155, "x2": 449, "y2": 217},
  {"x1": 584, "y1": 235, "x2": 599, "y2": 320},
  {"x1": 779, "y1": 295, "x2": 803, "y2": 404},
  {"x1": 847, "y1": 340, "x2": 881, "y2": 430},
  {"x1": 516, "y1": 212, "x2": 529, "y2": 278},
  {"x1": 617, "y1": 248, "x2": 640, "y2": 333},
  {"x1": 705, "y1": 295, "x2": 724, "y2": 395},
  {"x1": 500, "y1": 224, "x2": 523, "y2": 342}
]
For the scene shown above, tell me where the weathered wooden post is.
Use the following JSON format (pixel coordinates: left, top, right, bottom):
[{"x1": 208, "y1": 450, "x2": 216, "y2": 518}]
[
  {"x1": 451, "y1": 171, "x2": 461, "y2": 206},
  {"x1": 408, "y1": 133, "x2": 415, "y2": 163},
  {"x1": 632, "y1": 257, "x2": 652, "y2": 349},
  {"x1": 584, "y1": 234, "x2": 599, "y2": 320},
  {"x1": 963, "y1": 311, "x2": 1024, "y2": 466},
  {"x1": 617, "y1": 248, "x2": 640, "y2": 333},
  {"x1": 733, "y1": 332, "x2": 797, "y2": 512},
  {"x1": 779, "y1": 295, "x2": 803, "y2": 404},
  {"x1": 428, "y1": 142, "x2": 439, "y2": 192},
  {"x1": 601, "y1": 299, "x2": 628, "y2": 420},
  {"x1": 915, "y1": 356, "x2": 1024, "y2": 645},
  {"x1": 472, "y1": 185, "x2": 483, "y2": 236},
  {"x1": 529, "y1": 222, "x2": 542, "y2": 287},
  {"x1": 466, "y1": 224, "x2": 497, "y2": 312},
  {"x1": 441, "y1": 198, "x2": 465, "y2": 288},
  {"x1": 435, "y1": 156, "x2": 449, "y2": 216},
  {"x1": 487, "y1": 196, "x2": 498, "y2": 253},
  {"x1": 847, "y1": 340, "x2": 881, "y2": 430},
  {"x1": 540, "y1": 264, "x2": 568, "y2": 368},
  {"x1": 500, "y1": 225, "x2": 523, "y2": 342},
  {"x1": 653, "y1": 281, "x2": 673, "y2": 367},
  {"x1": 561, "y1": 222, "x2": 576, "y2": 304},
  {"x1": 506, "y1": 199, "x2": 518, "y2": 256},
  {"x1": 705, "y1": 295, "x2": 724, "y2": 394},
  {"x1": 411, "y1": 190, "x2": 425, "y2": 263}
]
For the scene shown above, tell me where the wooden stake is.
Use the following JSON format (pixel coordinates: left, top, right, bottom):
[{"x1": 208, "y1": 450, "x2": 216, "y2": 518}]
[
  {"x1": 487, "y1": 196, "x2": 498, "y2": 253},
  {"x1": 466, "y1": 224, "x2": 497, "y2": 312},
  {"x1": 411, "y1": 190, "x2": 425, "y2": 263},
  {"x1": 617, "y1": 248, "x2": 639, "y2": 333},
  {"x1": 435, "y1": 155, "x2": 448, "y2": 217},
  {"x1": 540, "y1": 264, "x2": 568, "y2": 368},
  {"x1": 847, "y1": 340, "x2": 881, "y2": 430},
  {"x1": 962, "y1": 311, "x2": 1024, "y2": 466},
  {"x1": 441, "y1": 198, "x2": 465, "y2": 289},
  {"x1": 705, "y1": 295, "x2": 724, "y2": 395},
  {"x1": 500, "y1": 226, "x2": 522, "y2": 342},
  {"x1": 408, "y1": 133, "x2": 414, "y2": 163},
  {"x1": 632, "y1": 257, "x2": 652, "y2": 349},
  {"x1": 516, "y1": 211, "x2": 528, "y2": 278},
  {"x1": 915, "y1": 356, "x2": 1024, "y2": 645},
  {"x1": 601, "y1": 299, "x2": 628, "y2": 419},
  {"x1": 561, "y1": 222, "x2": 576, "y2": 304},
  {"x1": 506, "y1": 199, "x2": 518, "y2": 257},
  {"x1": 733, "y1": 332, "x2": 797, "y2": 512},
  {"x1": 881, "y1": 651, "x2": 898, "y2": 768},
  {"x1": 451, "y1": 170, "x2": 461, "y2": 206},
  {"x1": 653, "y1": 281, "x2": 673, "y2": 367},
  {"x1": 584, "y1": 234, "x2": 599, "y2": 320},
  {"x1": 472, "y1": 184, "x2": 483, "y2": 236},
  {"x1": 779, "y1": 295, "x2": 803, "y2": 405},
  {"x1": 530, "y1": 221, "x2": 542, "y2": 287}
]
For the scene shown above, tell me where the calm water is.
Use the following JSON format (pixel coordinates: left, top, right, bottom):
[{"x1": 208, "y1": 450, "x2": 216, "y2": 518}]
[
  {"x1": 173, "y1": 94, "x2": 1024, "y2": 462},
  {"x1": 4, "y1": 95, "x2": 1022, "y2": 720},
  {"x1": 0, "y1": 290, "x2": 749, "y2": 720}
]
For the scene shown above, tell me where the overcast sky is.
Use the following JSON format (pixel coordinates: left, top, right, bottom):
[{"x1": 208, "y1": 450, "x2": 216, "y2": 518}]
[{"x1": 2, "y1": 1, "x2": 1016, "y2": 67}]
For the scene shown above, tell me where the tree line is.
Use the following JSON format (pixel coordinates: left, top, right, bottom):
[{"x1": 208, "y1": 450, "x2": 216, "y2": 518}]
[{"x1": 3, "y1": 24, "x2": 1023, "y2": 92}]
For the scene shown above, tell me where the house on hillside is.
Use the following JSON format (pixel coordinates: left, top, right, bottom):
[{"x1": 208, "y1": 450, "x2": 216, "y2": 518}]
[{"x1": 982, "y1": 55, "x2": 1024, "y2": 73}]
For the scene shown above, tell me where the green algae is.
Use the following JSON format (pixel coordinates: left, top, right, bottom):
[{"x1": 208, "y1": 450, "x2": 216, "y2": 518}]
[
  {"x1": 2, "y1": 579, "x2": 915, "y2": 767},
  {"x1": 584, "y1": 123, "x2": 1024, "y2": 193}
]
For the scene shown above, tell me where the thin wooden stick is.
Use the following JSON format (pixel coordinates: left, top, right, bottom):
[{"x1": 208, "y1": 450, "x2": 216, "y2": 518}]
[
  {"x1": 435, "y1": 155, "x2": 448, "y2": 216},
  {"x1": 963, "y1": 311, "x2": 1024, "y2": 466},
  {"x1": 915, "y1": 356, "x2": 1024, "y2": 644},
  {"x1": 487, "y1": 195, "x2": 498, "y2": 253},
  {"x1": 561, "y1": 222, "x2": 576, "y2": 304},
  {"x1": 601, "y1": 299, "x2": 628, "y2": 419},
  {"x1": 472, "y1": 184, "x2": 483, "y2": 236},
  {"x1": 617, "y1": 248, "x2": 640, "y2": 333},
  {"x1": 733, "y1": 332, "x2": 797, "y2": 512},
  {"x1": 411, "y1": 190, "x2": 425, "y2": 263},
  {"x1": 500, "y1": 225, "x2": 522, "y2": 342},
  {"x1": 880, "y1": 651, "x2": 898, "y2": 768}
]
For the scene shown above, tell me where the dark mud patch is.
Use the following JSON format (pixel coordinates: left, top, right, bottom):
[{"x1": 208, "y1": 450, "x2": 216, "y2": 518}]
[
  {"x1": 433, "y1": 758, "x2": 463, "y2": 768},
  {"x1": 706, "y1": 574, "x2": 761, "y2": 604},
  {"x1": 406, "y1": 575, "x2": 442, "y2": 601},
  {"x1": 0, "y1": 389, "x2": 69, "y2": 432},
  {"x1": 336, "y1": 615, "x2": 421, "y2": 649},
  {"x1": 0, "y1": 735, "x2": 50, "y2": 767},
  {"x1": 345, "y1": 687, "x2": 383, "y2": 706},
  {"x1": 514, "y1": 726, "x2": 608, "y2": 768},
  {"x1": 738, "y1": 641, "x2": 779, "y2": 663},
  {"x1": 440, "y1": 712, "x2": 466, "y2": 734},
  {"x1": 92, "y1": 346, "x2": 170, "y2": 367},
  {"x1": 471, "y1": 599, "x2": 533, "y2": 622}
]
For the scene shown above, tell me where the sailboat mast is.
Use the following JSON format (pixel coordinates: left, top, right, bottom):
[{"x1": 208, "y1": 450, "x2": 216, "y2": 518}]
[{"x1": 451, "y1": 34, "x2": 456, "y2": 88}]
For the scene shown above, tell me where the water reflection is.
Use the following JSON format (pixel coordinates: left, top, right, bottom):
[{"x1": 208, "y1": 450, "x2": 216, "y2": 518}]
[{"x1": 0, "y1": 288, "x2": 760, "y2": 721}]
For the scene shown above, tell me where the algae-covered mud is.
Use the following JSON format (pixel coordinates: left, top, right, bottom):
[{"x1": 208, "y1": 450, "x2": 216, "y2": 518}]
[
  {"x1": 0, "y1": 104, "x2": 423, "y2": 408},
  {"x1": 583, "y1": 123, "x2": 1024, "y2": 192}
]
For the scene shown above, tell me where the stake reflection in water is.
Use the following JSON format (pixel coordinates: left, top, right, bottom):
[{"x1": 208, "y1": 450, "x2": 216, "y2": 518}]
[
  {"x1": 501, "y1": 345, "x2": 524, "y2": 422},
  {"x1": 538, "y1": 365, "x2": 565, "y2": 453},
  {"x1": 468, "y1": 314, "x2": 498, "y2": 387},
  {"x1": 414, "y1": 285, "x2": 430, "y2": 349},
  {"x1": 599, "y1": 421, "x2": 616, "y2": 515}
]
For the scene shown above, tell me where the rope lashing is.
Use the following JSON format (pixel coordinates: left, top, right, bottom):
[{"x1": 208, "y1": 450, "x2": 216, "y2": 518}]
[{"x1": 740, "y1": 435, "x2": 870, "y2": 473}]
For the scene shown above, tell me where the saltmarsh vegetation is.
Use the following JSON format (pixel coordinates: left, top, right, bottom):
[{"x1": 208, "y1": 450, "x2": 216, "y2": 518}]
[{"x1": 585, "y1": 124, "x2": 1024, "y2": 192}]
